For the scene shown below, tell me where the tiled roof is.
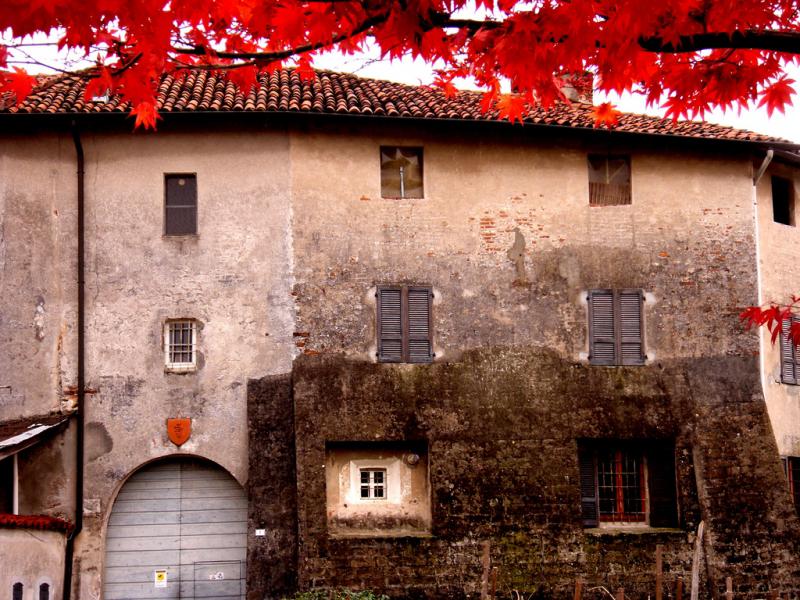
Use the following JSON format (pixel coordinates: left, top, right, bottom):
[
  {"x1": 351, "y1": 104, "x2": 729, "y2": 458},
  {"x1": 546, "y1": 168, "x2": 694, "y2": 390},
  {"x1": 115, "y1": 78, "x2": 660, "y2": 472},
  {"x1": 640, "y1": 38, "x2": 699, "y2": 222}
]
[{"x1": 1, "y1": 68, "x2": 786, "y2": 144}]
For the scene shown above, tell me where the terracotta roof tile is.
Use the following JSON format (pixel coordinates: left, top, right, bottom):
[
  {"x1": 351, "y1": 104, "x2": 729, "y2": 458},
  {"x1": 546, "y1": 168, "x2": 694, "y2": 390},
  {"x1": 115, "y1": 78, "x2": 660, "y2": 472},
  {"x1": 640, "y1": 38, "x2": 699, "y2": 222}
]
[{"x1": 0, "y1": 68, "x2": 787, "y2": 144}]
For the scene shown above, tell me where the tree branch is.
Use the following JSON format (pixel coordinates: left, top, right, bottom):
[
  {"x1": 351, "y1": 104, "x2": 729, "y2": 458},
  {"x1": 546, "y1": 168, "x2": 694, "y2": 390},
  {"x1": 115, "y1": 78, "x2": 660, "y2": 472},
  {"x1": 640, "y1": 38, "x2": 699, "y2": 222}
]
[
  {"x1": 172, "y1": 10, "x2": 389, "y2": 61},
  {"x1": 638, "y1": 29, "x2": 800, "y2": 54}
]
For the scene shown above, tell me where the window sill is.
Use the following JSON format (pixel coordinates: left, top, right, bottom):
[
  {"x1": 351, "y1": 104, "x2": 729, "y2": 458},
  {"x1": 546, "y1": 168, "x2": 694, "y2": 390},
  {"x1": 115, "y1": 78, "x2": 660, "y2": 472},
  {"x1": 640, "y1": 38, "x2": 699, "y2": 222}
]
[
  {"x1": 162, "y1": 234, "x2": 199, "y2": 240},
  {"x1": 584, "y1": 527, "x2": 683, "y2": 537},
  {"x1": 328, "y1": 531, "x2": 433, "y2": 540},
  {"x1": 164, "y1": 366, "x2": 197, "y2": 375}
]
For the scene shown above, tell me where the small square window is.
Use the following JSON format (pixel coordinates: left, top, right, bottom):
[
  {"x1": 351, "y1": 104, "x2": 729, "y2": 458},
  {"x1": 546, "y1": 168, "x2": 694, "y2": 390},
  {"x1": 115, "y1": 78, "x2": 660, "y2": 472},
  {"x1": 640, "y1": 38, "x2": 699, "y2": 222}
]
[
  {"x1": 588, "y1": 155, "x2": 631, "y2": 206},
  {"x1": 165, "y1": 174, "x2": 198, "y2": 235},
  {"x1": 380, "y1": 147, "x2": 423, "y2": 199},
  {"x1": 772, "y1": 176, "x2": 795, "y2": 226},
  {"x1": 164, "y1": 320, "x2": 197, "y2": 371},
  {"x1": 359, "y1": 468, "x2": 386, "y2": 499}
]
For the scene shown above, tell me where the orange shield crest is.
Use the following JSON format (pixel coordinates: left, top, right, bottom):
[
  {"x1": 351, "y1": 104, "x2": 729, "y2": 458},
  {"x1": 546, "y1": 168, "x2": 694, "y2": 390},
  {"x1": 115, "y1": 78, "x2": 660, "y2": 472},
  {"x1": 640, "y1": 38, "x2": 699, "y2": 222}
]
[{"x1": 167, "y1": 418, "x2": 191, "y2": 446}]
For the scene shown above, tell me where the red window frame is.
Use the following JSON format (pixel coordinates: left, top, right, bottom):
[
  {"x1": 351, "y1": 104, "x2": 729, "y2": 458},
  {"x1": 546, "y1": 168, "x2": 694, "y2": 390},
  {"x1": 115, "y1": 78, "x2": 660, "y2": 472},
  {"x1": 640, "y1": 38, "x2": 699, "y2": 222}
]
[{"x1": 597, "y1": 448, "x2": 647, "y2": 523}]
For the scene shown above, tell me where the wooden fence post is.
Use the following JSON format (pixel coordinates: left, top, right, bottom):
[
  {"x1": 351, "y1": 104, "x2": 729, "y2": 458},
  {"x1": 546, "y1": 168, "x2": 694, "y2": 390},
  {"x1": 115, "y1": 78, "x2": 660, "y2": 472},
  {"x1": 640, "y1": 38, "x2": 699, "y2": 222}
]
[
  {"x1": 690, "y1": 521, "x2": 705, "y2": 600},
  {"x1": 617, "y1": 587, "x2": 625, "y2": 600},
  {"x1": 573, "y1": 579, "x2": 583, "y2": 600},
  {"x1": 676, "y1": 576, "x2": 683, "y2": 600},
  {"x1": 725, "y1": 576, "x2": 733, "y2": 600}
]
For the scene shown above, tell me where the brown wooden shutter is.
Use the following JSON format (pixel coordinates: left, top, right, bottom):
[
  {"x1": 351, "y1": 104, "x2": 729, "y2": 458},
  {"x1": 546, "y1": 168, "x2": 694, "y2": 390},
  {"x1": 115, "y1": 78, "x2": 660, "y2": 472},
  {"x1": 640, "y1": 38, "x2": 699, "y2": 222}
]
[
  {"x1": 646, "y1": 442, "x2": 678, "y2": 528},
  {"x1": 377, "y1": 287, "x2": 403, "y2": 362},
  {"x1": 578, "y1": 445, "x2": 599, "y2": 527},
  {"x1": 407, "y1": 287, "x2": 433, "y2": 363},
  {"x1": 619, "y1": 290, "x2": 645, "y2": 365},
  {"x1": 589, "y1": 290, "x2": 616, "y2": 365},
  {"x1": 781, "y1": 318, "x2": 798, "y2": 384},
  {"x1": 165, "y1": 174, "x2": 198, "y2": 235}
]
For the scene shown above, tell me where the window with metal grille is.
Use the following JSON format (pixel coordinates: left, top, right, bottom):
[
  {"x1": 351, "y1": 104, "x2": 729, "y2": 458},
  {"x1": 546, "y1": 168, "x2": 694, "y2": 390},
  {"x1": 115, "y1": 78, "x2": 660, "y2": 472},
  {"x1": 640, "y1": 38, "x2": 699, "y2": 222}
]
[
  {"x1": 12, "y1": 583, "x2": 23, "y2": 600},
  {"x1": 578, "y1": 440, "x2": 678, "y2": 528},
  {"x1": 165, "y1": 174, "x2": 198, "y2": 235},
  {"x1": 380, "y1": 147, "x2": 424, "y2": 199},
  {"x1": 780, "y1": 317, "x2": 800, "y2": 384},
  {"x1": 783, "y1": 457, "x2": 800, "y2": 514},
  {"x1": 377, "y1": 285, "x2": 433, "y2": 363},
  {"x1": 588, "y1": 289, "x2": 644, "y2": 365},
  {"x1": 772, "y1": 176, "x2": 795, "y2": 226},
  {"x1": 359, "y1": 468, "x2": 386, "y2": 499},
  {"x1": 588, "y1": 155, "x2": 631, "y2": 206},
  {"x1": 164, "y1": 320, "x2": 197, "y2": 371}
]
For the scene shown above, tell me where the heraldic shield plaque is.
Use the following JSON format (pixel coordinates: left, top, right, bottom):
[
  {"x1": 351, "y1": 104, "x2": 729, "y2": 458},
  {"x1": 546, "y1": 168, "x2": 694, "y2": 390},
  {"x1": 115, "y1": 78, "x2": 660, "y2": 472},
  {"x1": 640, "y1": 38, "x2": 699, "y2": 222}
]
[{"x1": 167, "y1": 418, "x2": 191, "y2": 446}]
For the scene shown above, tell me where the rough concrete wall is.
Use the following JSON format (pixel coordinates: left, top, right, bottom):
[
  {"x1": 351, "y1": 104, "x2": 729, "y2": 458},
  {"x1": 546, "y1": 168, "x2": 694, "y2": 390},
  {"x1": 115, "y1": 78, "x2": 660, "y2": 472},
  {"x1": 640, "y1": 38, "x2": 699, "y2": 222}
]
[
  {"x1": 0, "y1": 133, "x2": 78, "y2": 421},
  {"x1": 290, "y1": 351, "x2": 800, "y2": 599},
  {"x1": 66, "y1": 130, "x2": 297, "y2": 600},
  {"x1": 756, "y1": 164, "x2": 800, "y2": 456},
  {"x1": 247, "y1": 373, "x2": 298, "y2": 600},
  {"x1": 289, "y1": 125, "x2": 758, "y2": 363},
  {"x1": 0, "y1": 528, "x2": 66, "y2": 600}
]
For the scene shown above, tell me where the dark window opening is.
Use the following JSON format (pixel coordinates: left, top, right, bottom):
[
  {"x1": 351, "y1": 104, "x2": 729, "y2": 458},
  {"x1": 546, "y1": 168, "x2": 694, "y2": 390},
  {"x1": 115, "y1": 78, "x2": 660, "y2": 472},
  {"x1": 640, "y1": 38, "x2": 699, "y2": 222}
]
[
  {"x1": 588, "y1": 289, "x2": 645, "y2": 366},
  {"x1": 772, "y1": 176, "x2": 795, "y2": 226},
  {"x1": 39, "y1": 584, "x2": 50, "y2": 600},
  {"x1": 0, "y1": 456, "x2": 13, "y2": 514},
  {"x1": 780, "y1": 317, "x2": 800, "y2": 385},
  {"x1": 377, "y1": 285, "x2": 433, "y2": 363},
  {"x1": 588, "y1": 155, "x2": 631, "y2": 206},
  {"x1": 165, "y1": 173, "x2": 198, "y2": 235},
  {"x1": 380, "y1": 147, "x2": 423, "y2": 199},
  {"x1": 13, "y1": 583, "x2": 23, "y2": 600},
  {"x1": 783, "y1": 457, "x2": 800, "y2": 514},
  {"x1": 579, "y1": 440, "x2": 678, "y2": 528}
]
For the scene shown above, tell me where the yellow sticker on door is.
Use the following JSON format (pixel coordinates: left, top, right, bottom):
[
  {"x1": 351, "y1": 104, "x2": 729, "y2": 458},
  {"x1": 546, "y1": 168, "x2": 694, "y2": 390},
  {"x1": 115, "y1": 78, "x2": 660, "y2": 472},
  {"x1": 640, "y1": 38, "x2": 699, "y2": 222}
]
[{"x1": 154, "y1": 570, "x2": 168, "y2": 588}]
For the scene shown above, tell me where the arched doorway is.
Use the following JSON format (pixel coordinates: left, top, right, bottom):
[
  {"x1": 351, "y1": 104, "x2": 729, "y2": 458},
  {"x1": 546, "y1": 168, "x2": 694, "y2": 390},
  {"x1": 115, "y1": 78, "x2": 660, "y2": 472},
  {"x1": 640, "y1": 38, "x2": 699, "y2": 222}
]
[{"x1": 103, "y1": 457, "x2": 247, "y2": 600}]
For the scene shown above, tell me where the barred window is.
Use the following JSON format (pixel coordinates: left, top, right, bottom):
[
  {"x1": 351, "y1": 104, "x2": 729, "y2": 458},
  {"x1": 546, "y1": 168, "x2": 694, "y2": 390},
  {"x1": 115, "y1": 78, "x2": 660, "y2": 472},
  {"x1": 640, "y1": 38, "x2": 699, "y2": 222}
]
[
  {"x1": 164, "y1": 320, "x2": 197, "y2": 371},
  {"x1": 359, "y1": 468, "x2": 386, "y2": 499},
  {"x1": 380, "y1": 147, "x2": 424, "y2": 199},
  {"x1": 579, "y1": 440, "x2": 678, "y2": 528}
]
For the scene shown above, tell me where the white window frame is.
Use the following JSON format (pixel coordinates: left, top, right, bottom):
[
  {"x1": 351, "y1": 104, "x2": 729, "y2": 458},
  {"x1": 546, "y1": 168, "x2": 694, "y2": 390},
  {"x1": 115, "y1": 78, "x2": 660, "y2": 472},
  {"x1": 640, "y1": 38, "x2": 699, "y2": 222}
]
[
  {"x1": 164, "y1": 320, "x2": 197, "y2": 372},
  {"x1": 347, "y1": 458, "x2": 401, "y2": 505},
  {"x1": 359, "y1": 468, "x2": 387, "y2": 500}
]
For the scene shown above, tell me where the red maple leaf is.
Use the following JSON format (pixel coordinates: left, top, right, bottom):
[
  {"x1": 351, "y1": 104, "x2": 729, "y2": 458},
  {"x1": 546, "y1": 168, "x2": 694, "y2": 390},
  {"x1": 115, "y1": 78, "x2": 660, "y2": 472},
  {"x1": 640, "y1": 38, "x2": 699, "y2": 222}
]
[
  {"x1": 497, "y1": 94, "x2": 527, "y2": 124},
  {"x1": 2, "y1": 67, "x2": 36, "y2": 105},
  {"x1": 758, "y1": 76, "x2": 796, "y2": 117},
  {"x1": 591, "y1": 102, "x2": 620, "y2": 128},
  {"x1": 129, "y1": 101, "x2": 161, "y2": 130}
]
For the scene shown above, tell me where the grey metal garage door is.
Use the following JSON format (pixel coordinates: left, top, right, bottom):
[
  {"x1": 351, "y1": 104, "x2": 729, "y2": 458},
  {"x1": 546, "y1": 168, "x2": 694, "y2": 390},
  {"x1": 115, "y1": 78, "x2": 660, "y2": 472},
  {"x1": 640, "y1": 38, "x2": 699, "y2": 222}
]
[{"x1": 104, "y1": 459, "x2": 247, "y2": 600}]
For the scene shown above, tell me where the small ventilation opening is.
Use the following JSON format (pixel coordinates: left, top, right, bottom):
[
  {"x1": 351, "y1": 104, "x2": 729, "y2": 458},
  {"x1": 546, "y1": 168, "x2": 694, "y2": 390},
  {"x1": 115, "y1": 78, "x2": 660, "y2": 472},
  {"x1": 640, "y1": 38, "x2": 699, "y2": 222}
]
[{"x1": 773, "y1": 176, "x2": 795, "y2": 226}]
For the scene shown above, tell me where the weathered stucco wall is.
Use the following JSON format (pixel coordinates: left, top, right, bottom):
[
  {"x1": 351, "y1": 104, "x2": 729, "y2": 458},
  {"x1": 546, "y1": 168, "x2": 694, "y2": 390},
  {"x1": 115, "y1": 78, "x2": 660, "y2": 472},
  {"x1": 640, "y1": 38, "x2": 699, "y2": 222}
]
[
  {"x1": 0, "y1": 528, "x2": 66, "y2": 600},
  {"x1": 289, "y1": 124, "x2": 758, "y2": 362},
  {"x1": 756, "y1": 164, "x2": 800, "y2": 456},
  {"x1": 64, "y1": 130, "x2": 298, "y2": 599},
  {"x1": 0, "y1": 134, "x2": 78, "y2": 421}
]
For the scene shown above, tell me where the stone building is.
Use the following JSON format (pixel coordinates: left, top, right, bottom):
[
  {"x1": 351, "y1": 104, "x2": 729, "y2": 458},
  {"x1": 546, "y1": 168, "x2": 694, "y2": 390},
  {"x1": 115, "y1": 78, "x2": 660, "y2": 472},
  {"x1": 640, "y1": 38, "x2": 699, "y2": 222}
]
[{"x1": 1, "y1": 69, "x2": 800, "y2": 599}]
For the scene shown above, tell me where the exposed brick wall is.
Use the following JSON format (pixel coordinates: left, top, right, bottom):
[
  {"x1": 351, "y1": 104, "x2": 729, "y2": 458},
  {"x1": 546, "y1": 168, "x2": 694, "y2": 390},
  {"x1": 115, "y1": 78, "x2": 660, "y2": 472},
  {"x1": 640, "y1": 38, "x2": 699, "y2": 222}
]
[
  {"x1": 264, "y1": 349, "x2": 800, "y2": 599},
  {"x1": 247, "y1": 373, "x2": 298, "y2": 599}
]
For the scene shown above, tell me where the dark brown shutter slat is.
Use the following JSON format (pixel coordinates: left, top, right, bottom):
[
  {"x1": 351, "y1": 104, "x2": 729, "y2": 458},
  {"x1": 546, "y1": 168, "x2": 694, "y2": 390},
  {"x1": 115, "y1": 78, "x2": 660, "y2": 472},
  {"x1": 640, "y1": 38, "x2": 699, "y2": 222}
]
[
  {"x1": 578, "y1": 446, "x2": 599, "y2": 527},
  {"x1": 407, "y1": 287, "x2": 432, "y2": 363},
  {"x1": 589, "y1": 290, "x2": 616, "y2": 365},
  {"x1": 781, "y1": 318, "x2": 797, "y2": 384},
  {"x1": 646, "y1": 443, "x2": 678, "y2": 528},
  {"x1": 378, "y1": 287, "x2": 403, "y2": 362},
  {"x1": 620, "y1": 290, "x2": 645, "y2": 365}
]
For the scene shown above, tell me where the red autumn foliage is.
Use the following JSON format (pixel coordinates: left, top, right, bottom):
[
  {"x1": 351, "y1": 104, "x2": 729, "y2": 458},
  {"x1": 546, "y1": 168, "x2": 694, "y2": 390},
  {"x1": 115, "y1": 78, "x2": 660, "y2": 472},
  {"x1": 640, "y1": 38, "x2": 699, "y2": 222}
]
[
  {"x1": 0, "y1": 512, "x2": 75, "y2": 533},
  {"x1": 741, "y1": 298, "x2": 800, "y2": 346},
  {"x1": 0, "y1": 0, "x2": 798, "y2": 129}
]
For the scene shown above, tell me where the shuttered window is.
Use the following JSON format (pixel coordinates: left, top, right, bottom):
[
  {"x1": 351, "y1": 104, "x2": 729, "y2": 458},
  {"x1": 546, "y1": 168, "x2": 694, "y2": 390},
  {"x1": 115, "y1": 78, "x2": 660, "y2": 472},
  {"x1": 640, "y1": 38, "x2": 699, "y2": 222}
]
[
  {"x1": 578, "y1": 440, "x2": 678, "y2": 528},
  {"x1": 165, "y1": 173, "x2": 198, "y2": 235},
  {"x1": 780, "y1": 317, "x2": 800, "y2": 385},
  {"x1": 377, "y1": 285, "x2": 433, "y2": 363},
  {"x1": 588, "y1": 289, "x2": 645, "y2": 366},
  {"x1": 588, "y1": 155, "x2": 631, "y2": 206}
]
